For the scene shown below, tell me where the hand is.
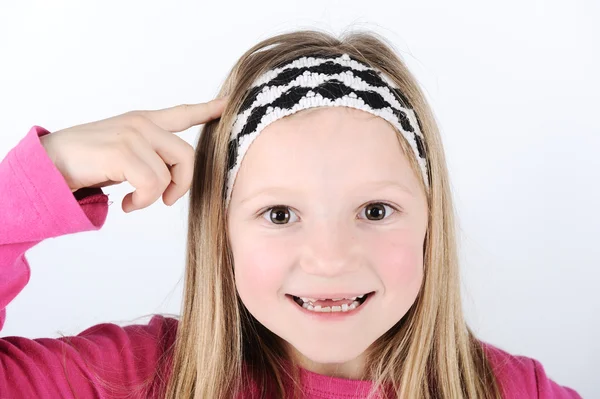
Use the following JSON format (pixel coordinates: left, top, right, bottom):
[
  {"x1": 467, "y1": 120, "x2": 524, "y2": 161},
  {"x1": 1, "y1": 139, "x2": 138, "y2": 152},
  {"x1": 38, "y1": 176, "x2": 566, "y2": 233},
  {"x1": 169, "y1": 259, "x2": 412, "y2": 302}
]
[{"x1": 40, "y1": 98, "x2": 227, "y2": 213}]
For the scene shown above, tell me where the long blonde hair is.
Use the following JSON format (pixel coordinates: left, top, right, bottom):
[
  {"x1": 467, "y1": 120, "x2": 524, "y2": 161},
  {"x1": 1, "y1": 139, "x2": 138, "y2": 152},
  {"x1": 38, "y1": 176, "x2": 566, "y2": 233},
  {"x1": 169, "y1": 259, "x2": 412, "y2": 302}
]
[{"x1": 162, "y1": 29, "x2": 503, "y2": 399}]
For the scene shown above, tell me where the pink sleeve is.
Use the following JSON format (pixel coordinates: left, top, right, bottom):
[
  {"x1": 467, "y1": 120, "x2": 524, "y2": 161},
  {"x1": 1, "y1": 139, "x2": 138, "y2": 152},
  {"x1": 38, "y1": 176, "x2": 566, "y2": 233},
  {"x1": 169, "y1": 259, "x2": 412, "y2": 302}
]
[
  {"x1": 533, "y1": 358, "x2": 583, "y2": 399},
  {"x1": 0, "y1": 126, "x2": 174, "y2": 398},
  {"x1": 483, "y1": 342, "x2": 582, "y2": 399},
  {"x1": 0, "y1": 125, "x2": 109, "y2": 331}
]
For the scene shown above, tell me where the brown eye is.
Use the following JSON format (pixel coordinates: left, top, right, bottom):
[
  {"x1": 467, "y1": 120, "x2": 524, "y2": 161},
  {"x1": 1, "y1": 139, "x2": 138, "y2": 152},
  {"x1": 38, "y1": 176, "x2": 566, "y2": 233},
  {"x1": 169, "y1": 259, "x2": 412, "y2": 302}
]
[
  {"x1": 261, "y1": 203, "x2": 395, "y2": 225},
  {"x1": 362, "y1": 203, "x2": 394, "y2": 221},
  {"x1": 263, "y1": 206, "x2": 298, "y2": 225}
]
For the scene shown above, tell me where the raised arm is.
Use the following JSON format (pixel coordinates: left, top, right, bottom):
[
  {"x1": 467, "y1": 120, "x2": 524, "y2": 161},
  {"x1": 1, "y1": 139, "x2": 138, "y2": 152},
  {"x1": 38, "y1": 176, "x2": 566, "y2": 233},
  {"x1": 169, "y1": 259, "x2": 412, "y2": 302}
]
[
  {"x1": 0, "y1": 98, "x2": 225, "y2": 398},
  {"x1": 0, "y1": 126, "x2": 109, "y2": 331},
  {"x1": 0, "y1": 126, "x2": 166, "y2": 398}
]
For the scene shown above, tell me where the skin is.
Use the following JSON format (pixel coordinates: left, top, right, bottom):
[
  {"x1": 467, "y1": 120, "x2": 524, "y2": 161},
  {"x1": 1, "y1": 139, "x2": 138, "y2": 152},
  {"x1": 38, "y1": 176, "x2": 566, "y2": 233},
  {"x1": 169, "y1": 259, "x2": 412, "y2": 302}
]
[{"x1": 227, "y1": 106, "x2": 429, "y2": 379}]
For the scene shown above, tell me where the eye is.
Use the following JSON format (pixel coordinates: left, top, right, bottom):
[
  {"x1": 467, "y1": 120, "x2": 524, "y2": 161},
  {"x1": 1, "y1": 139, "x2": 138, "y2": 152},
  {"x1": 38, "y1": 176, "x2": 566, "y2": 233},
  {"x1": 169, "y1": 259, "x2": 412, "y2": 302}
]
[
  {"x1": 260, "y1": 202, "x2": 398, "y2": 225},
  {"x1": 262, "y1": 205, "x2": 299, "y2": 225},
  {"x1": 359, "y1": 202, "x2": 396, "y2": 221}
]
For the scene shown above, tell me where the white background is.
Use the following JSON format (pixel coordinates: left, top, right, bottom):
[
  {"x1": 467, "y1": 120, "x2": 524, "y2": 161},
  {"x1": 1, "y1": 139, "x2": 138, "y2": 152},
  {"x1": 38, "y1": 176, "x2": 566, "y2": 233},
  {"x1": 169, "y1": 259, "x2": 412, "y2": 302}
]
[{"x1": 0, "y1": 1, "x2": 598, "y2": 397}]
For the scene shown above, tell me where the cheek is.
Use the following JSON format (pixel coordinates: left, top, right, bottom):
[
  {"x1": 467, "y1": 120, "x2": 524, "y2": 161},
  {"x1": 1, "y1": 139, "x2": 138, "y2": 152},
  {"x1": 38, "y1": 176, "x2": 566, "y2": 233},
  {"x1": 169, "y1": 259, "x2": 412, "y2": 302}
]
[
  {"x1": 233, "y1": 238, "x2": 290, "y2": 310},
  {"x1": 374, "y1": 231, "x2": 424, "y2": 305}
]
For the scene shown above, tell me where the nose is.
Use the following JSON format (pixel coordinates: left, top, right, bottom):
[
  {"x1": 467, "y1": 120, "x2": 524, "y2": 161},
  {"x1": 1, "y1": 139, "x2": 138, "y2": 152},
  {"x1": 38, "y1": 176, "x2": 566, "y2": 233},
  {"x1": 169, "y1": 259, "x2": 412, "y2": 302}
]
[{"x1": 299, "y1": 221, "x2": 361, "y2": 277}]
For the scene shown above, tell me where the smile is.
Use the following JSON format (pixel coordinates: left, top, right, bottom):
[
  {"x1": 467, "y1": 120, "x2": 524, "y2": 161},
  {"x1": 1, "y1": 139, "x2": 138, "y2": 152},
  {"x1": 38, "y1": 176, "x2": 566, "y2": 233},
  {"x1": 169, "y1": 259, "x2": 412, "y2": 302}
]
[{"x1": 289, "y1": 292, "x2": 374, "y2": 313}]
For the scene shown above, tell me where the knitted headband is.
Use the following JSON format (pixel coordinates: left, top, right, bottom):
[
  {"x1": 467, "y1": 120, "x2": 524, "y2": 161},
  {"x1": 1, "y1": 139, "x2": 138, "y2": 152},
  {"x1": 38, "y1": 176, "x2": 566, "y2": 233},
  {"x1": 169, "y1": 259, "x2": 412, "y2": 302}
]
[{"x1": 225, "y1": 53, "x2": 429, "y2": 209}]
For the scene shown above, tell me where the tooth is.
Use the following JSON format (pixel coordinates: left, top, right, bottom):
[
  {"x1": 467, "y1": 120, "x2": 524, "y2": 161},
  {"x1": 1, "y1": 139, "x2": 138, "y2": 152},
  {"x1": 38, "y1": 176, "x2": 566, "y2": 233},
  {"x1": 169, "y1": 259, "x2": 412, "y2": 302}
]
[
  {"x1": 341, "y1": 304, "x2": 348, "y2": 312},
  {"x1": 307, "y1": 304, "x2": 314, "y2": 311},
  {"x1": 358, "y1": 294, "x2": 365, "y2": 299},
  {"x1": 308, "y1": 298, "x2": 317, "y2": 302},
  {"x1": 321, "y1": 306, "x2": 331, "y2": 312},
  {"x1": 332, "y1": 298, "x2": 342, "y2": 301},
  {"x1": 349, "y1": 296, "x2": 357, "y2": 300},
  {"x1": 314, "y1": 305, "x2": 322, "y2": 311},
  {"x1": 349, "y1": 302, "x2": 358, "y2": 310},
  {"x1": 300, "y1": 297, "x2": 309, "y2": 302},
  {"x1": 331, "y1": 305, "x2": 342, "y2": 312}
]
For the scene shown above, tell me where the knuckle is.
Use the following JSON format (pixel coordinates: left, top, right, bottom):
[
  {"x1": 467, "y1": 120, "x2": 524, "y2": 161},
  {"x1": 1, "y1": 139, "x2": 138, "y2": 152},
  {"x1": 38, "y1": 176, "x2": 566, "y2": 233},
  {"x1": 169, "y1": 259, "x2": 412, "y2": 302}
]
[
  {"x1": 185, "y1": 144, "x2": 195, "y2": 160},
  {"x1": 141, "y1": 171, "x2": 160, "y2": 189},
  {"x1": 114, "y1": 138, "x2": 135, "y2": 158},
  {"x1": 140, "y1": 167, "x2": 167, "y2": 191},
  {"x1": 159, "y1": 168, "x2": 172, "y2": 188},
  {"x1": 112, "y1": 134, "x2": 137, "y2": 159},
  {"x1": 123, "y1": 112, "x2": 148, "y2": 129},
  {"x1": 138, "y1": 169, "x2": 159, "y2": 193},
  {"x1": 120, "y1": 127, "x2": 142, "y2": 143}
]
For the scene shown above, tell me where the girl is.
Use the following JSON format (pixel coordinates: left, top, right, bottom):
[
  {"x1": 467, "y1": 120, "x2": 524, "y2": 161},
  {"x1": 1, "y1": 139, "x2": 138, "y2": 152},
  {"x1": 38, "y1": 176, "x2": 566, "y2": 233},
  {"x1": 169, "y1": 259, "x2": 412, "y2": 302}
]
[{"x1": 0, "y1": 30, "x2": 582, "y2": 398}]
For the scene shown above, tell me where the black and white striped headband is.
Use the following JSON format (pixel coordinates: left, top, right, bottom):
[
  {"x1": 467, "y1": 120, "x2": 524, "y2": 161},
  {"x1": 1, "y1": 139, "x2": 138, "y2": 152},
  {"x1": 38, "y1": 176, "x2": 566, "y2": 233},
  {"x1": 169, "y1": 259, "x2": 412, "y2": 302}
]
[{"x1": 225, "y1": 53, "x2": 429, "y2": 208}]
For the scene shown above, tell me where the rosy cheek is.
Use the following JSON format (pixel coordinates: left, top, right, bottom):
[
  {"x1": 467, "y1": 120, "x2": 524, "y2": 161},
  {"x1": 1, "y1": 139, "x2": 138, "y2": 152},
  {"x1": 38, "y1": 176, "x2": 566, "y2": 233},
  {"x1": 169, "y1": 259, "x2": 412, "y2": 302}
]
[
  {"x1": 386, "y1": 251, "x2": 422, "y2": 290},
  {"x1": 374, "y1": 235, "x2": 424, "y2": 305},
  {"x1": 234, "y1": 239, "x2": 289, "y2": 305}
]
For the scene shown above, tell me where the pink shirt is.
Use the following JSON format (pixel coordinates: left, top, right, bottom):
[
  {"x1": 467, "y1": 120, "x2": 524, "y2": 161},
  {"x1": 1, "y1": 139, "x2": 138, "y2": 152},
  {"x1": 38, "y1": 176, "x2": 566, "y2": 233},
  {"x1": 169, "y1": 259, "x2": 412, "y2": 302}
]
[{"x1": 0, "y1": 126, "x2": 583, "y2": 398}]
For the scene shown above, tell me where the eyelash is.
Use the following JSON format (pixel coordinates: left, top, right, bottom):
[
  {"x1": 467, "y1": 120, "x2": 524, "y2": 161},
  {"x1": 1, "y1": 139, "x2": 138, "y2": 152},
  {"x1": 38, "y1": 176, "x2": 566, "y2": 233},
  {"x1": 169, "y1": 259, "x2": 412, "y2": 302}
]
[{"x1": 258, "y1": 202, "x2": 401, "y2": 226}]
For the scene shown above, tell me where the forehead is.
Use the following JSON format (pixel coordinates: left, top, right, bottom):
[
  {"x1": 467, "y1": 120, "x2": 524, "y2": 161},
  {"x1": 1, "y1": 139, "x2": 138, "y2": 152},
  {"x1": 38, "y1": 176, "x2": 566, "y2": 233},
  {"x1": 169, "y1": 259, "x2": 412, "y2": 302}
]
[{"x1": 231, "y1": 106, "x2": 420, "y2": 198}]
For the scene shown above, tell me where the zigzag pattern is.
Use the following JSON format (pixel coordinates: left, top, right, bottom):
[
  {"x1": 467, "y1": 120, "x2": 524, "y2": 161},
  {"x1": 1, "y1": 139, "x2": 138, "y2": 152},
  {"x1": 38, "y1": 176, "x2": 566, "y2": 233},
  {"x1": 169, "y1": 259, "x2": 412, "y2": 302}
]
[
  {"x1": 232, "y1": 67, "x2": 417, "y2": 140},
  {"x1": 225, "y1": 54, "x2": 429, "y2": 208}
]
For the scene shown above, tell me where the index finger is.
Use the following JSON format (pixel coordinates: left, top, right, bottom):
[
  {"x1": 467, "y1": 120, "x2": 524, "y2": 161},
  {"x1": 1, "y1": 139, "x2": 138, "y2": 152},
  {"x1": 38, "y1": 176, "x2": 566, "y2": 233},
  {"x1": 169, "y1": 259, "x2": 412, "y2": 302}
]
[{"x1": 140, "y1": 97, "x2": 228, "y2": 133}]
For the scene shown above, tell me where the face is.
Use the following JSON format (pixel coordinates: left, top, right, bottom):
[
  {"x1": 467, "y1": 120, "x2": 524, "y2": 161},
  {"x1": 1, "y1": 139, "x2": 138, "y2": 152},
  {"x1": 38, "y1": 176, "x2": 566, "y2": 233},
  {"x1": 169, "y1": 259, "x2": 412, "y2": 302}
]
[{"x1": 226, "y1": 107, "x2": 428, "y2": 379}]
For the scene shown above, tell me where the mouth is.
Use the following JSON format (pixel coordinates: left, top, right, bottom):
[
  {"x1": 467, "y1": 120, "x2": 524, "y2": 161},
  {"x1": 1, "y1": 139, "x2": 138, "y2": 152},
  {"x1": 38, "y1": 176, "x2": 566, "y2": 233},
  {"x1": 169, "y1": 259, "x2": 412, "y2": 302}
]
[{"x1": 287, "y1": 291, "x2": 375, "y2": 313}]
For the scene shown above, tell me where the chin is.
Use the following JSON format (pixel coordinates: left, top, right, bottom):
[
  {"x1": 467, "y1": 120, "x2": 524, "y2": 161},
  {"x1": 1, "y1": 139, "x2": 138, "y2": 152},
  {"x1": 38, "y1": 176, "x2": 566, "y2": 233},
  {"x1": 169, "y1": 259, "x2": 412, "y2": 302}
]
[{"x1": 290, "y1": 338, "x2": 371, "y2": 365}]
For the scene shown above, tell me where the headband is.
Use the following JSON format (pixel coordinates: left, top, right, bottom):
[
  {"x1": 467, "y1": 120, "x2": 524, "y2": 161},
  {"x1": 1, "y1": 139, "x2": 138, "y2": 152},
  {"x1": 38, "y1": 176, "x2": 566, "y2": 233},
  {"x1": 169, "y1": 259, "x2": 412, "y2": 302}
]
[{"x1": 225, "y1": 53, "x2": 429, "y2": 209}]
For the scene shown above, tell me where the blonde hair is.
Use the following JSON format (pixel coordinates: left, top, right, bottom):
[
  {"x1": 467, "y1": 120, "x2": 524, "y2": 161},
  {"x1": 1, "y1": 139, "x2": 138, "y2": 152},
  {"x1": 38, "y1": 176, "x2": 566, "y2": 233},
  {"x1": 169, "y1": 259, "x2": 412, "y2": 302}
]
[{"x1": 161, "y1": 29, "x2": 503, "y2": 399}]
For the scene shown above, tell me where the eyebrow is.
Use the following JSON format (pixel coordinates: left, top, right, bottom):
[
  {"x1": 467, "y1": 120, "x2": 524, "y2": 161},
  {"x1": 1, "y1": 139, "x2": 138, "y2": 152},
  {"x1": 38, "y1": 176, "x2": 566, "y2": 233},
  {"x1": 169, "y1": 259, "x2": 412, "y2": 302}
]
[{"x1": 239, "y1": 180, "x2": 415, "y2": 205}]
